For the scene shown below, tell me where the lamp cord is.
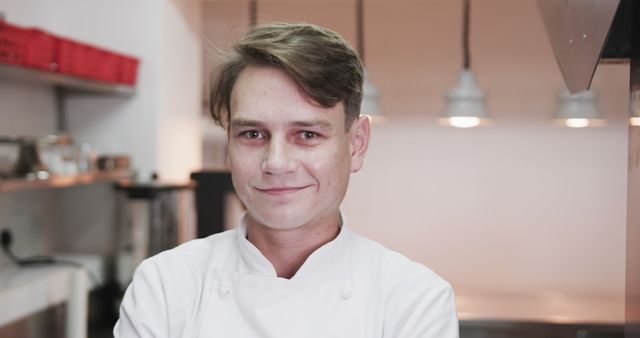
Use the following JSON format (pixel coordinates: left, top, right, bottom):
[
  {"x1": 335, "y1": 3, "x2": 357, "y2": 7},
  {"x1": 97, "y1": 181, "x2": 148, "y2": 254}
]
[
  {"x1": 463, "y1": 0, "x2": 471, "y2": 70},
  {"x1": 249, "y1": 0, "x2": 257, "y2": 28},
  {"x1": 356, "y1": 0, "x2": 365, "y2": 65}
]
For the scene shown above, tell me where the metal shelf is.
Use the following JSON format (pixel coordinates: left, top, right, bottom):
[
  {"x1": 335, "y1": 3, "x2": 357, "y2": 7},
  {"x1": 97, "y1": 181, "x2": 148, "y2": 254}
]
[
  {"x1": 0, "y1": 170, "x2": 132, "y2": 193},
  {"x1": 0, "y1": 63, "x2": 135, "y2": 96}
]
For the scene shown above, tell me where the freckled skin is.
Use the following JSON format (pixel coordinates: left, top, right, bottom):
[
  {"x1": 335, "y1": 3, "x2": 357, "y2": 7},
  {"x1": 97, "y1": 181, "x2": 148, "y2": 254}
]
[{"x1": 226, "y1": 65, "x2": 370, "y2": 277}]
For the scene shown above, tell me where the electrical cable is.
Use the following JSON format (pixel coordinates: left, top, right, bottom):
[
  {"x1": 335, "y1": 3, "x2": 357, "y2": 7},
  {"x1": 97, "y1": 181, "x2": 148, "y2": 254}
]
[
  {"x1": 462, "y1": 0, "x2": 471, "y2": 70},
  {"x1": 356, "y1": 0, "x2": 365, "y2": 64},
  {"x1": 249, "y1": 0, "x2": 258, "y2": 29},
  {"x1": 1, "y1": 229, "x2": 100, "y2": 286}
]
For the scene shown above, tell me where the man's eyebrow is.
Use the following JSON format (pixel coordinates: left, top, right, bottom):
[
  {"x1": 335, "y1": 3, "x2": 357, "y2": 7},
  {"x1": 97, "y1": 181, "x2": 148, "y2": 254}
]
[
  {"x1": 289, "y1": 120, "x2": 334, "y2": 131},
  {"x1": 229, "y1": 119, "x2": 335, "y2": 131},
  {"x1": 229, "y1": 119, "x2": 265, "y2": 128}
]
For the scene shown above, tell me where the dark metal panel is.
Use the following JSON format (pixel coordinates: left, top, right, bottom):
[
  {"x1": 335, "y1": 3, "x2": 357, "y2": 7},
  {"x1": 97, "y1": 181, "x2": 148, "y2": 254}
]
[
  {"x1": 627, "y1": 1, "x2": 640, "y2": 337},
  {"x1": 190, "y1": 171, "x2": 234, "y2": 238},
  {"x1": 537, "y1": 0, "x2": 620, "y2": 93},
  {"x1": 460, "y1": 320, "x2": 623, "y2": 338},
  {"x1": 601, "y1": 0, "x2": 631, "y2": 61}
]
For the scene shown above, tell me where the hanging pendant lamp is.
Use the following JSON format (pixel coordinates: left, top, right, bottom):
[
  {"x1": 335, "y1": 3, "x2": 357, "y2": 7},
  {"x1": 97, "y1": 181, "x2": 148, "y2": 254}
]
[
  {"x1": 357, "y1": 0, "x2": 383, "y2": 121},
  {"x1": 442, "y1": 0, "x2": 489, "y2": 128},
  {"x1": 552, "y1": 89, "x2": 605, "y2": 128}
]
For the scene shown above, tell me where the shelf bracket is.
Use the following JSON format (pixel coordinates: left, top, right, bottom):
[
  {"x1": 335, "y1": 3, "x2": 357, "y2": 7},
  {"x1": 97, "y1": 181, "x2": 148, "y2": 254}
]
[{"x1": 54, "y1": 86, "x2": 68, "y2": 133}]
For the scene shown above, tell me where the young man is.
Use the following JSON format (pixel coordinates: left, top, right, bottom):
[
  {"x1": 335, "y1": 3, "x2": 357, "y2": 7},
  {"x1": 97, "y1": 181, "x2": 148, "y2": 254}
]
[{"x1": 114, "y1": 22, "x2": 458, "y2": 337}]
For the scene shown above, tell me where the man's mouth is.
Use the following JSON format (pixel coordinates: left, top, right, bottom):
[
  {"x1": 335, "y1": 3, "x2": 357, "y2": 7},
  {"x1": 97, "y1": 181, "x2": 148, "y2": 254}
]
[{"x1": 254, "y1": 185, "x2": 311, "y2": 196}]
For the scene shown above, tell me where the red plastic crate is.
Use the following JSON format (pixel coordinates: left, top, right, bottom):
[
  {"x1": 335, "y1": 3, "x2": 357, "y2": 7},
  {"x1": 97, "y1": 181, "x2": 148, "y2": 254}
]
[
  {"x1": 57, "y1": 42, "x2": 127, "y2": 83},
  {"x1": 95, "y1": 50, "x2": 120, "y2": 83},
  {"x1": 23, "y1": 28, "x2": 56, "y2": 70},
  {"x1": 54, "y1": 37, "x2": 75, "y2": 74},
  {"x1": 2, "y1": 20, "x2": 139, "y2": 86},
  {"x1": 0, "y1": 21, "x2": 29, "y2": 66},
  {"x1": 0, "y1": 22, "x2": 56, "y2": 70},
  {"x1": 118, "y1": 56, "x2": 139, "y2": 85},
  {"x1": 56, "y1": 39, "x2": 95, "y2": 78},
  {"x1": 71, "y1": 43, "x2": 92, "y2": 78},
  {"x1": 83, "y1": 46, "x2": 101, "y2": 79}
]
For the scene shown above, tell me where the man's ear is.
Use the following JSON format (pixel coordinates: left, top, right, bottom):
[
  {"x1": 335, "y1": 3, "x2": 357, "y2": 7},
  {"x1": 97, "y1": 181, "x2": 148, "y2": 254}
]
[{"x1": 350, "y1": 115, "x2": 371, "y2": 173}]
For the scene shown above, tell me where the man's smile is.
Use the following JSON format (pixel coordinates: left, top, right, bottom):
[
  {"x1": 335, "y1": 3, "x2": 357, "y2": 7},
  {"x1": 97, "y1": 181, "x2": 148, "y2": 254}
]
[{"x1": 254, "y1": 185, "x2": 313, "y2": 196}]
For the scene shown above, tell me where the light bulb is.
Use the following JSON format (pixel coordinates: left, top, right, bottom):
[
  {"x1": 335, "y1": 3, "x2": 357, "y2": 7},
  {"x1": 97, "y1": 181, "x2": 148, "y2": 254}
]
[
  {"x1": 448, "y1": 116, "x2": 481, "y2": 128},
  {"x1": 565, "y1": 118, "x2": 590, "y2": 128}
]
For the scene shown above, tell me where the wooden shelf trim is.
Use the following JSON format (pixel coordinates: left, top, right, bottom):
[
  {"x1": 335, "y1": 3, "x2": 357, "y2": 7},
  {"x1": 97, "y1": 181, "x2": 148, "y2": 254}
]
[{"x1": 0, "y1": 170, "x2": 131, "y2": 193}]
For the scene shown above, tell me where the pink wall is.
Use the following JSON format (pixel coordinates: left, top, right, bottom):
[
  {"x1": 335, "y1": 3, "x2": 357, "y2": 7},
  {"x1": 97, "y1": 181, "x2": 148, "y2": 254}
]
[{"x1": 203, "y1": 0, "x2": 629, "y2": 321}]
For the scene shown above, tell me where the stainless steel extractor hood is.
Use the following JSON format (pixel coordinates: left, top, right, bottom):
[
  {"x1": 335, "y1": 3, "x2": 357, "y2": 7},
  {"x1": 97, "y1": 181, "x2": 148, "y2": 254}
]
[{"x1": 537, "y1": 0, "x2": 629, "y2": 93}]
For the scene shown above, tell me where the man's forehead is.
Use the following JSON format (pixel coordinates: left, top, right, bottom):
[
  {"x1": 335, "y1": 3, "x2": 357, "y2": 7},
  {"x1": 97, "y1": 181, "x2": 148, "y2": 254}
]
[
  {"x1": 231, "y1": 65, "x2": 321, "y2": 107},
  {"x1": 229, "y1": 65, "x2": 348, "y2": 130}
]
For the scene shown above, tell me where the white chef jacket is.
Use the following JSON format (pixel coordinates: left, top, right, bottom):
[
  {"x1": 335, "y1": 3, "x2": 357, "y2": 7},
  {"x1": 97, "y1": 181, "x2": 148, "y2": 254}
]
[{"x1": 114, "y1": 217, "x2": 459, "y2": 338}]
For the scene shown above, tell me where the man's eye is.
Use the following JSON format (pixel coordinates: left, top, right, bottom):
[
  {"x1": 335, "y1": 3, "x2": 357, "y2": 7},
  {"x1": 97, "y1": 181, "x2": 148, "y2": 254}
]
[
  {"x1": 300, "y1": 131, "x2": 318, "y2": 140},
  {"x1": 242, "y1": 130, "x2": 263, "y2": 139}
]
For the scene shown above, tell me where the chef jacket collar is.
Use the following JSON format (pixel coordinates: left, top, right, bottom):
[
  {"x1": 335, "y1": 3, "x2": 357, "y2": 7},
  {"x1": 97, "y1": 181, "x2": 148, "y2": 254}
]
[{"x1": 236, "y1": 213, "x2": 351, "y2": 280}]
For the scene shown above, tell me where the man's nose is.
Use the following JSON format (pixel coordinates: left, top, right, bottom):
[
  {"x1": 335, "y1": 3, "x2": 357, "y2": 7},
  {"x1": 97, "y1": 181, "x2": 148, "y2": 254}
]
[{"x1": 261, "y1": 137, "x2": 296, "y2": 175}]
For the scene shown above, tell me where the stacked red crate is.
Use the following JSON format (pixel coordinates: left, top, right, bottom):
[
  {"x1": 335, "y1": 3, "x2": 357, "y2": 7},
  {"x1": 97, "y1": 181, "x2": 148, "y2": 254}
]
[
  {"x1": 56, "y1": 38, "x2": 80, "y2": 75},
  {"x1": 0, "y1": 21, "x2": 27, "y2": 65},
  {"x1": 23, "y1": 28, "x2": 56, "y2": 70},
  {"x1": 96, "y1": 50, "x2": 120, "y2": 83},
  {"x1": 0, "y1": 20, "x2": 139, "y2": 86},
  {"x1": 119, "y1": 56, "x2": 139, "y2": 85}
]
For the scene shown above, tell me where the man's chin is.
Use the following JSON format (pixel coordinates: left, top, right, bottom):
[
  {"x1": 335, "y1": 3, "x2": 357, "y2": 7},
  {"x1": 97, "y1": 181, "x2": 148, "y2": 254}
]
[{"x1": 247, "y1": 212, "x2": 310, "y2": 231}]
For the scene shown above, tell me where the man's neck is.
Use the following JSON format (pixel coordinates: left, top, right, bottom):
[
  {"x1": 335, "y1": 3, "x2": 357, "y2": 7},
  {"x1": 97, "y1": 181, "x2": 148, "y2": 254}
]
[{"x1": 245, "y1": 215, "x2": 341, "y2": 279}]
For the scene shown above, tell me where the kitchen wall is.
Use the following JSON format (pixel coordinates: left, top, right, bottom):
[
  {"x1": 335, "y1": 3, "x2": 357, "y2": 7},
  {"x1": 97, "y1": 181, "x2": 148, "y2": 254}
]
[
  {"x1": 356, "y1": 0, "x2": 628, "y2": 298},
  {"x1": 0, "y1": 2, "x2": 203, "y2": 335},
  {"x1": 0, "y1": 0, "x2": 629, "y2": 324},
  {"x1": 202, "y1": 0, "x2": 629, "y2": 319},
  {"x1": 0, "y1": 0, "x2": 203, "y2": 182},
  {"x1": 0, "y1": 0, "x2": 203, "y2": 274}
]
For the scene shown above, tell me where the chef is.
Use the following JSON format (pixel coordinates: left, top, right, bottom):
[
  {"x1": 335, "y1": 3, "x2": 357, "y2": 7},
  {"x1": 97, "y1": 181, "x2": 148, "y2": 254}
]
[{"x1": 114, "y1": 22, "x2": 459, "y2": 338}]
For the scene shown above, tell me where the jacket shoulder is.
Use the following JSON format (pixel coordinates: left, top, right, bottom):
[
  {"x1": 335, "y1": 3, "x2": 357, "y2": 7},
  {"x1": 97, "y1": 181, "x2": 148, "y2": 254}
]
[{"x1": 348, "y1": 232, "x2": 458, "y2": 337}]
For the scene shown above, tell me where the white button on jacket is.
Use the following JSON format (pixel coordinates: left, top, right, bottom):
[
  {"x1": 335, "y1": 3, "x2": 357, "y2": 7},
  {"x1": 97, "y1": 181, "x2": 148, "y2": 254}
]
[{"x1": 114, "y1": 217, "x2": 459, "y2": 338}]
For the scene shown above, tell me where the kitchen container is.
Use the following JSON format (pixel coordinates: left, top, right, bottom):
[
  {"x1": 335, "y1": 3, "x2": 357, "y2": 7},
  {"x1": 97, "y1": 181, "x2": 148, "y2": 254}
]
[
  {"x1": 0, "y1": 136, "x2": 48, "y2": 179},
  {"x1": 0, "y1": 21, "x2": 56, "y2": 70},
  {"x1": 96, "y1": 155, "x2": 130, "y2": 172},
  {"x1": 114, "y1": 179, "x2": 195, "y2": 287},
  {"x1": 38, "y1": 134, "x2": 78, "y2": 176},
  {"x1": 0, "y1": 20, "x2": 26, "y2": 65},
  {"x1": 1, "y1": 19, "x2": 139, "y2": 86},
  {"x1": 118, "y1": 56, "x2": 139, "y2": 85},
  {"x1": 0, "y1": 137, "x2": 22, "y2": 179},
  {"x1": 22, "y1": 28, "x2": 56, "y2": 70}
]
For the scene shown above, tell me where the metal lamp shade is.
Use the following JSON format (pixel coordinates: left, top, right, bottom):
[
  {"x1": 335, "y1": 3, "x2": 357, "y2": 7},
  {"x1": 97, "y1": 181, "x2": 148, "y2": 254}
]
[
  {"x1": 361, "y1": 70, "x2": 383, "y2": 121},
  {"x1": 442, "y1": 69, "x2": 490, "y2": 128},
  {"x1": 553, "y1": 89, "x2": 605, "y2": 128}
]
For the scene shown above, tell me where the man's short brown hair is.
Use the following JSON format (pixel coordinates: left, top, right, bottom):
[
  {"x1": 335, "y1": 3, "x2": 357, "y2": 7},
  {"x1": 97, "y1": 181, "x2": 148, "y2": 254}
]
[{"x1": 209, "y1": 22, "x2": 363, "y2": 130}]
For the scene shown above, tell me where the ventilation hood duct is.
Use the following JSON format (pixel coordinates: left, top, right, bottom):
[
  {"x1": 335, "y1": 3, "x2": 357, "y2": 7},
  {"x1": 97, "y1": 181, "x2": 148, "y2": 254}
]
[{"x1": 537, "y1": 0, "x2": 630, "y2": 93}]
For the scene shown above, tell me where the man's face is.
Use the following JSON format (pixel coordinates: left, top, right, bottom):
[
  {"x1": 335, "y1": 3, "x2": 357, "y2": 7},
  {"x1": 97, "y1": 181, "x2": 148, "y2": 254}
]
[{"x1": 227, "y1": 65, "x2": 370, "y2": 231}]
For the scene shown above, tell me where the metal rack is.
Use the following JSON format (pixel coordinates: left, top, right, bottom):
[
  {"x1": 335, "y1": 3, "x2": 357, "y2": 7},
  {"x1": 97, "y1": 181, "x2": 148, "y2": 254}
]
[
  {"x1": 0, "y1": 63, "x2": 135, "y2": 133},
  {"x1": 0, "y1": 63, "x2": 135, "y2": 96}
]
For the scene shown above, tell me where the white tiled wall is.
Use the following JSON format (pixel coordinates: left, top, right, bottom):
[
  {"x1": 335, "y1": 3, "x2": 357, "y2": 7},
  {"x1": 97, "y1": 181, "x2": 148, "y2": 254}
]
[
  {"x1": 0, "y1": 189, "x2": 58, "y2": 269},
  {"x1": 0, "y1": 183, "x2": 117, "y2": 270}
]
